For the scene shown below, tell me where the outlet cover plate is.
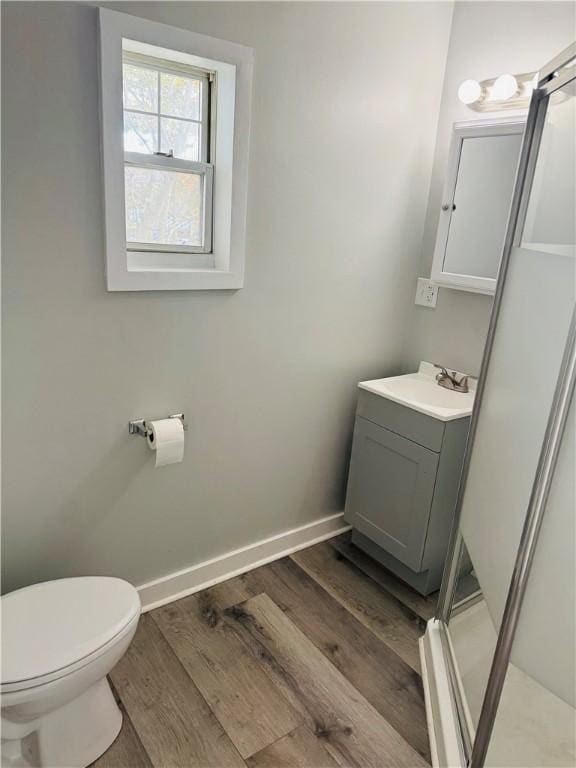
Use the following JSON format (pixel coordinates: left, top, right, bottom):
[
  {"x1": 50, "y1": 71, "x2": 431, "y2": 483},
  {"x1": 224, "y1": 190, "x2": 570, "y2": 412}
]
[{"x1": 415, "y1": 278, "x2": 438, "y2": 308}]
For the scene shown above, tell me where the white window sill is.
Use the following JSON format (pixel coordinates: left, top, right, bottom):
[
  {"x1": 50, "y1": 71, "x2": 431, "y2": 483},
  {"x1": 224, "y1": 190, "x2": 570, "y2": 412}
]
[{"x1": 111, "y1": 266, "x2": 244, "y2": 291}]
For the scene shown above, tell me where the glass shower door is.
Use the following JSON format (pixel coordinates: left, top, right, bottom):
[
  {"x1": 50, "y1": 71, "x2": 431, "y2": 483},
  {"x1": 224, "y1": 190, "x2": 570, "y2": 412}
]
[
  {"x1": 485, "y1": 393, "x2": 575, "y2": 767},
  {"x1": 480, "y1": 67, "x2": 576, "y2": 768},
  {"x1": 435, "y1": 43, "x2": 576, "y2": 767}
]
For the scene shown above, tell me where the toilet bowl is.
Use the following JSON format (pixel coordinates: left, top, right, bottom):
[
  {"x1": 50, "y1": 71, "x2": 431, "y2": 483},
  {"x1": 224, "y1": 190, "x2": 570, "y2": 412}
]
[{"x1": 1, "y1": 577, "x2": 141, "y2": 768}]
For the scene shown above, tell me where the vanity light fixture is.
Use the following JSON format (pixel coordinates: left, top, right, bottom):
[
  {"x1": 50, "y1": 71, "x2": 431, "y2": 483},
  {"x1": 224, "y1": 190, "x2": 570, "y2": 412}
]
[
  {"x1": 491, "y1": 74, "x2": 519, "y2": 101},
  {"x1": 457, "y1": 79, "x2": 484, "y2": 105},
  {"x1": 457, "y1": 71, "x2": 537, "y2": 111},
  {"x1": 518, "y1": 73, "x2": 539, "y2": 102}
]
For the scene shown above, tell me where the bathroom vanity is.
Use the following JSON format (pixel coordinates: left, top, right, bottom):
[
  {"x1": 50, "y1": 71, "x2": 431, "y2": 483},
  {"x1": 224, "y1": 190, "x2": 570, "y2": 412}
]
[{"x1": 345, "y1": 362, "x2": 474, "y2": 595}]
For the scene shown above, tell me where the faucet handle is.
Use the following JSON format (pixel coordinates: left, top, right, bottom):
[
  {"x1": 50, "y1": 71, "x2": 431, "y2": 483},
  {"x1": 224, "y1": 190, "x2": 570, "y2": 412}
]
[
  {"x1": 433, "y1": 363, "x2": 449, "y2": 378},
  {"x1": 457, "y1": 375, "x2": 470, "y2": 392},
  {"x1": 433, "y1": 364, "x2": 470, "y2": 392}
]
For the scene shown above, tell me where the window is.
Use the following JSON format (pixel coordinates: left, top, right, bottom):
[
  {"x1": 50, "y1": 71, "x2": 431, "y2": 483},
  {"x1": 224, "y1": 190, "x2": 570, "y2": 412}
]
[
  {"x1": 123, "y1": 54, "x2": 213, "y2": 255},
  {"x1": 99, "y1": 9, "x2": 254, "y2": 290}
]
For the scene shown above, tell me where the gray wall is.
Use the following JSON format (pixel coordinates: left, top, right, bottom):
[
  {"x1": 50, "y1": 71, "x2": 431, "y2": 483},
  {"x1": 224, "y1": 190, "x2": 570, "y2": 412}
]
[
  {"x1": 1, "y1": 1, "x2": 452, "y2": 592},
  {"x1": 403, "y1": 0, "x2": 576, "y2": 377}
]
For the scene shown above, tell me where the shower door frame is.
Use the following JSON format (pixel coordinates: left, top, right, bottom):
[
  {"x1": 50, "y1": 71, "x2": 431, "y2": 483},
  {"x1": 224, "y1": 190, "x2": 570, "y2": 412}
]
[{"x1": 423, "y1": 41, "x2": 576, "y2": 768}]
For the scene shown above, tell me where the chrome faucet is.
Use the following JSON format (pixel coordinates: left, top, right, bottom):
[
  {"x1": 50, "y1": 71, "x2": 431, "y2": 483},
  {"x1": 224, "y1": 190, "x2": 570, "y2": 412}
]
[{"x1": 434, "y1": 364, "x2": 470, "y2": 393}]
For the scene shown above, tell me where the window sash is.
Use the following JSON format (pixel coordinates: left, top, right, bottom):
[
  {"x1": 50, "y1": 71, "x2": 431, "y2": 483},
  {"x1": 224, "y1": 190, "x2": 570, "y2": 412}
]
[
  {"x1": 123, "y1": 50, "x2": 213, "y2": 84},
  {"x1": 122, "y1": 51, "x2": 214, "y2": 254},
  {"x1": 124, "y1": 152, "x2": 214, "y2": 254},
  {"x1": 122, "y1": 51, "x2": 211, "y2": 164}
]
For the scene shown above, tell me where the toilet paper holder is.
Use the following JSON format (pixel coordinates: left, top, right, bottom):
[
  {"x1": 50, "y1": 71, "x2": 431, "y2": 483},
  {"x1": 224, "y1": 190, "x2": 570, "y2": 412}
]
[{"x1": 128, "y1": 413, "x2": 187, "y2": 438}]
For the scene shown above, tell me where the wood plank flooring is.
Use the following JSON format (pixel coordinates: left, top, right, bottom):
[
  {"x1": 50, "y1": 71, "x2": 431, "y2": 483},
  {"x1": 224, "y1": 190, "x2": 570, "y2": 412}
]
[
  {"x1": 247, "y1": 725, "x2": 339, "y2": 768},
  {"x1": 93, "y1": 533, "x2": 437, "y2": 768},
  {"x1": 292, "y1": 543, "x2": 426, "y2": 672},
  {"x1": 154, "y1": 593, "x2": 302, "y2": 758}
]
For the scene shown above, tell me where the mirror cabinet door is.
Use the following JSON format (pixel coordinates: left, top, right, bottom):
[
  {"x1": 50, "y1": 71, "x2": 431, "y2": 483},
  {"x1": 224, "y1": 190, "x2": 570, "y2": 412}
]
[{"x1": 431, "y1": 120, "x2": 524, "y2": 294}]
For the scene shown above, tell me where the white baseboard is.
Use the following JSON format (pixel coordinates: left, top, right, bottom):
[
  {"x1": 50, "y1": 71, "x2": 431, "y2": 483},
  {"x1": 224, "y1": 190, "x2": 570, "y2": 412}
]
[{"x1": 138, "y1": 512, "x2": 351, "y2": 612}]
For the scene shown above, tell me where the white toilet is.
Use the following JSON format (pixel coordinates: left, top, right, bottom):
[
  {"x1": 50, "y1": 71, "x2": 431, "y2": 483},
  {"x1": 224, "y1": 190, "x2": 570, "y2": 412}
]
[{"x1": 1, "y1": 577, "x2": 141, "y2": 768}]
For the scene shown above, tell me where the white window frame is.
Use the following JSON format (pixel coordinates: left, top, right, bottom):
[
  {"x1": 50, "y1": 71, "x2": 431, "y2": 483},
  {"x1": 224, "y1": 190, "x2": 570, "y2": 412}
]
[
  {"x1": 123, "y1": 52, "x2": 213, "y2": 255},
  {"x1": 99, "y1": 9, "x2": 254, "y2": 290}
]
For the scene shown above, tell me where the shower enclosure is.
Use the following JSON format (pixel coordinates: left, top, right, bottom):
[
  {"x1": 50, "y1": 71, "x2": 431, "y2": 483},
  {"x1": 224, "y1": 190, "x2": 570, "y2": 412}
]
[{"x1": 421, "y1": 43, "x2": 576, "y2": 767}]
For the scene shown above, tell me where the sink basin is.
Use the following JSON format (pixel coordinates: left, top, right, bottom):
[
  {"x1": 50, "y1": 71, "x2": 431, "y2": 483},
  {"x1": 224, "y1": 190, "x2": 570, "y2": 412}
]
[{"x1": 359, "y1": 361, "x2": 475, "y2": 421}]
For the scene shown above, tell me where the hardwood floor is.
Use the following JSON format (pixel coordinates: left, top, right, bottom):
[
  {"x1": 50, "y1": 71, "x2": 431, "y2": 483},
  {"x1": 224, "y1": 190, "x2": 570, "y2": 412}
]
[{"x1": 93, "y1": 534, "x2": 437, "y2": 768}]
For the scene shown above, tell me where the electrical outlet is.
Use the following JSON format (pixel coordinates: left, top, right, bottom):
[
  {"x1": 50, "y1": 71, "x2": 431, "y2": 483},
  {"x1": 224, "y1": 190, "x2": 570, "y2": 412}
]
[{"x1": 415, "y1": 278, "x2": 438, "y2": 308}]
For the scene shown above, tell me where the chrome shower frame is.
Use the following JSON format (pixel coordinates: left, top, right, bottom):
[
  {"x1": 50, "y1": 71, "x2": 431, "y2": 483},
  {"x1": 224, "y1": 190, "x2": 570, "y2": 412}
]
[{"x1": 432, "y1": 41, "x2": 576, "y2": 767}]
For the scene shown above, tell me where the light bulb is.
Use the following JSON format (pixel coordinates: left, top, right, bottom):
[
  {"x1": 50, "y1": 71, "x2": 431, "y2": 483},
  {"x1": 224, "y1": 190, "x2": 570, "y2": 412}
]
[
  {"x1": 523, "y1": 73, "x2": 539, "y2": 97},
  {"x1": 458, "y1": 79, "x2": 482, "y2": 105},
  {"x1": 492, "y1": 74, "x2": 518, "y2": 101}
]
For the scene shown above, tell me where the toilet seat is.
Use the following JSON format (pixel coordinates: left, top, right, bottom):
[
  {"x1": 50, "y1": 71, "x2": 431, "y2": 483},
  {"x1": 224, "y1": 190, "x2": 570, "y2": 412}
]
[{"x1": 1, "y1": 577, "x2": 141, "y2": 694}]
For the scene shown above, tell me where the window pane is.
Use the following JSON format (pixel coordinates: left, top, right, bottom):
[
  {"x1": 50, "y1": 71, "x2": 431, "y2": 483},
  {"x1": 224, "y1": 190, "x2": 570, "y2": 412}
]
[
  {"x1": 124, "y1": 111, "x2": 158, "y2": 154},
  {"x1": 161, "y1": 117, "x2": 200, "y2": 161},
  {"x1": 160, "y1": 72, "x2": 201, "y2": 120},
  {"x1": 123, "y1": 63, "x2": 157, "y2": 112},
  {"x1": 125, "y1": 166, "x2": 203, "y2": 247}
]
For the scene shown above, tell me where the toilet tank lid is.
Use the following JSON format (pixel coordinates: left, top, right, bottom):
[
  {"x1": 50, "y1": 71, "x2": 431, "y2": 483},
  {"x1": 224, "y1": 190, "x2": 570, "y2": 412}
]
[{"x1": 1, "y1": 576, "x2": 141, "y2": 685}]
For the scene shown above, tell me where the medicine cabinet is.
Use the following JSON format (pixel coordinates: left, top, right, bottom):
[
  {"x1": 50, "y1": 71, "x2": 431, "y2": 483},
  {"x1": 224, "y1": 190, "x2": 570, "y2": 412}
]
[{"x1": 431, "y1": 118, "x2": 525, "y2": 295}]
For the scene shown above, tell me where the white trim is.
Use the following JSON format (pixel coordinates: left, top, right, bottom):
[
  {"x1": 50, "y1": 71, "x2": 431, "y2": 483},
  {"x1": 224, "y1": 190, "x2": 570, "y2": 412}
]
[
  {"x1": 137, "y1": 513, "x2": 351, "y2": 612},
  {"x1": 431, "y1": 117, "x2": 525, "y2": 296},
  {"x1": 99, "y1": 9, "x2": 253, "y2": 291},
  {"x1": 420, "y1": 620, "x2": 466, "y2": 768},
  {"x1": 420, "y1": 634, "x2": 440, "y2": 768}
]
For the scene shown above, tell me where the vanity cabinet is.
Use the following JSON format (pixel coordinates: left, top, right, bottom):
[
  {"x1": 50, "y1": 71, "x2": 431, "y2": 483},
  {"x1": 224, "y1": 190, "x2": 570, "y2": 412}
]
[{"x1": 345, "y1": 388, "x2": 470, "y2": 595}]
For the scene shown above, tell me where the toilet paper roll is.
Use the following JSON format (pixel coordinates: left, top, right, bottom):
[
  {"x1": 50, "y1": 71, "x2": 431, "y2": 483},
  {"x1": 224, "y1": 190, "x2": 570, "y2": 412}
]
[{"x1": 147, "y1": 418, "x2": 185, "y2": 467}]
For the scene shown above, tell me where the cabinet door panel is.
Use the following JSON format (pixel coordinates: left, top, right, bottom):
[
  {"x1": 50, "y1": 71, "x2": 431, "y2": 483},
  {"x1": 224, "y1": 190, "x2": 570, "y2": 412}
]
[{"x1": 346, "y1": 418, "x2": 439, "y2": 571}]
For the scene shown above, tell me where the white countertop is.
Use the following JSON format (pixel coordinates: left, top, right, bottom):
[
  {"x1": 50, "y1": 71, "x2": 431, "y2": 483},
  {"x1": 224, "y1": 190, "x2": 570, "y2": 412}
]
[{"x1": 359, "y1": 361, "x2": 475, "y2": 421}]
